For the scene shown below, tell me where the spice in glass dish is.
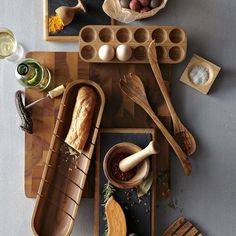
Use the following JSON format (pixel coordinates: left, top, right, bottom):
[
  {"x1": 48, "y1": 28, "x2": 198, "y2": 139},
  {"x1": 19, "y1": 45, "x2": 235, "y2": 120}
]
[
  {"x1": 111, "y1": 153, "x2": 137, "y2": 181},
  {"x1": 49, "y1": 14, "x2": 64, "y2": 33}
]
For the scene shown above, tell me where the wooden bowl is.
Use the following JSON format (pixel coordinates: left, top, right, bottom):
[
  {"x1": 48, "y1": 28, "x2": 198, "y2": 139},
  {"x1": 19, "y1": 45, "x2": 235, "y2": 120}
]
[{"x1": 103, "y1": 142, "x2": 150, "y2": 189}]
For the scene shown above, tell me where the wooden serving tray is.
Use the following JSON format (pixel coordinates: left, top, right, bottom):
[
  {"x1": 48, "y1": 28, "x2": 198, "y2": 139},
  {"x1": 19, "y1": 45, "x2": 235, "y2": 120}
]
[
  {"x1": 79, "y1": 25, "x2": 187, "y2": 64},
  {"x1": 32, "y1": 80, "x2": 105, "y2": 236},
  {"x1": 25, "y1": 51, "x2": 171, "y2": 201},
  {"x1": 94, "y1": 128, "x2": 158, "y2": 236},
  {"x1": 43, "y1": 0, "x2": 112, "y2": 41},
  {"x1": 162, "y1": 217, "x2": 203, "y2": 236}
]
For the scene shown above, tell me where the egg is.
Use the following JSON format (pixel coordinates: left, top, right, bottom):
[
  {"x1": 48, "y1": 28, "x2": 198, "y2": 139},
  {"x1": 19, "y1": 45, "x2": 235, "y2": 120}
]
[
  {"x1": 116, "y1": 45, "x2": 132, "y2": 61},
  {"x1": 98, "y1": 45, "x2": 115, "y2": 61}
]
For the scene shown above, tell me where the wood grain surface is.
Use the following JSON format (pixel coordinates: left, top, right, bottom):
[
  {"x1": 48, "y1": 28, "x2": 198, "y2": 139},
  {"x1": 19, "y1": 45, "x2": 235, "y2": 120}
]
[{"x1": 25, "y1": 51, "x2": 171, "y2": 199}]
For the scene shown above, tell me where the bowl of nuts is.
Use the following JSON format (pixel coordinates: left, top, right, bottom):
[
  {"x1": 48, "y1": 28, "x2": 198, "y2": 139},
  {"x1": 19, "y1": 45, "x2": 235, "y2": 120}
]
[{"x1": 103, "y1": 0, "x2": 168, "y2": 23}]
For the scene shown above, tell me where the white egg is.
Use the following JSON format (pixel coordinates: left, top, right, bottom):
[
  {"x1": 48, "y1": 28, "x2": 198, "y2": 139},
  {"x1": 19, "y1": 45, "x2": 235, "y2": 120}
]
[
  {"x1": 98, "y1": 45, "x2": 115, "y2": 61},
  {"x1": 116, "y1": 45, "x2": 132, "y2": 61}
]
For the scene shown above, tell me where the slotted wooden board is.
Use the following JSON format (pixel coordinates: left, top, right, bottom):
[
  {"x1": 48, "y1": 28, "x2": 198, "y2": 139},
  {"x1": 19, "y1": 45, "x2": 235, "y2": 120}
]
[
  {"x1": 162, "y1": 217, "x2": 203, "y2": 236},
  {"x1": 25, "y1": 51, "x2": 171, "y2": 199}
]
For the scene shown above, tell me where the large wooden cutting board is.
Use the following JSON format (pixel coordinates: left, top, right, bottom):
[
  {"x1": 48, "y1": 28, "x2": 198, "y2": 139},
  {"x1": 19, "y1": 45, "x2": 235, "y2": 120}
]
[{"x1": 25, "y1": 51, "x2": 171, "y2": 199}]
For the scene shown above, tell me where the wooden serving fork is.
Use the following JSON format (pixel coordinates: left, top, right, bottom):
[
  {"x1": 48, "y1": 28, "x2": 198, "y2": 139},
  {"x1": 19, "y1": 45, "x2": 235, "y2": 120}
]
[{"x1": 120, "y1": 73, "x2": 192, "y2": 176}]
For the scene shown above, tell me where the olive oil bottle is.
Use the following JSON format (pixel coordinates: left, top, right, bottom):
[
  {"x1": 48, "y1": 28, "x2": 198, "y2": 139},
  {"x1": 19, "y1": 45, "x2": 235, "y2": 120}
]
[{"x1": 15, "y1": 58, "x2": 51, "y2": 90}]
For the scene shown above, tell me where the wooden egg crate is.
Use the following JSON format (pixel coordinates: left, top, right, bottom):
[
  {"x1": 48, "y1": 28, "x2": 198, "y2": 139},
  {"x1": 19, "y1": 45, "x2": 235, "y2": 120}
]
[
  {"x1": 31, "y1": 80, "x2": 105, "y2": 236},
  {"x1": 79, "y1": 25, "x2": 187, "y2": 64}
]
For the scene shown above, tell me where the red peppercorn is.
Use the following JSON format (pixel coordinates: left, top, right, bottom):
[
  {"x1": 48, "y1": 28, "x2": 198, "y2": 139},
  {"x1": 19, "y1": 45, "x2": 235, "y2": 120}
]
[{"x1": 111, "y1": 153, "x2": 137, "y2": 181}]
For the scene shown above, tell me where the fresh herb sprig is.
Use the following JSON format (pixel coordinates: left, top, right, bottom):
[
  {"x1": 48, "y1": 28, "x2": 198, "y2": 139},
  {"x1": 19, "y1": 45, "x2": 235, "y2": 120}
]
[
  {"x1": 103, "y1": 182, "x2": 115, "y2": 204},
  {"x1": 102, "y1": 182, "x2": 115, "y2": 236}
]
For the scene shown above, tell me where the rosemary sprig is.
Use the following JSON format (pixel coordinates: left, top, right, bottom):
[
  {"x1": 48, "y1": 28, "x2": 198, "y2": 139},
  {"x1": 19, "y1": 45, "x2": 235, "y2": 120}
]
[
  {"x1": 102, "y1": 182, "x2": 115, "y2": 236},
  {"x1": 103, "y1": 182, "x2": 115, "y2": 203}
]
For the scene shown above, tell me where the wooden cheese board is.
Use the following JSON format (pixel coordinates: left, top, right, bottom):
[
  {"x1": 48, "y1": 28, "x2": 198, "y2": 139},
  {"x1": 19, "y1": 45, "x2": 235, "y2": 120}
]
[
  {"x1": 43, "y1": 0, "x2": 112, "y2": 41},
  {"x1": 94, "y1": 128, "x2": 158, "y2": 236},
  {"x1": 24, "y1": 51, "x2": 171, "y2": 200}
]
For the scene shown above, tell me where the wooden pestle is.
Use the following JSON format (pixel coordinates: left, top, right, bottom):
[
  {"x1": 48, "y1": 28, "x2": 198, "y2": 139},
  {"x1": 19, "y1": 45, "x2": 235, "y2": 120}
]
[{"x1": 119, "y1": 141, "x2": 159, "y2": 173}]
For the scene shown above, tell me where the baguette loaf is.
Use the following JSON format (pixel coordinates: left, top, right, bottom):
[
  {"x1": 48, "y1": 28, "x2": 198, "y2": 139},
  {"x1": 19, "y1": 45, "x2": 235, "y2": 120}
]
[{"x1": 65, "y1": 86, "x2": 97, "y2": 152}]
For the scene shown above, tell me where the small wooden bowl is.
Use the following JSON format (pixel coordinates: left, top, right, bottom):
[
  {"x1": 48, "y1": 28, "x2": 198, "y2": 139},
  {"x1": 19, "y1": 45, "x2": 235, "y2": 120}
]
[{"x1": 103, "y1": 142, "x2": 150, "y2": 189}]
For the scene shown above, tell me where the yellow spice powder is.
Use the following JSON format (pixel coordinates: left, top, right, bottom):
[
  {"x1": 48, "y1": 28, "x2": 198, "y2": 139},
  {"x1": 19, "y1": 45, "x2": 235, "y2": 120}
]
[{"x1": 49, "y1": 14, "x2": 64, "y2": 33}]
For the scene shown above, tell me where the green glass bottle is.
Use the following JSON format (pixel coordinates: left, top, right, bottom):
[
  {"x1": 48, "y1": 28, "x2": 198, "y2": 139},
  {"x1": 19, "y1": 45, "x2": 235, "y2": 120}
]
[{"x1": 15, "y1": 58, "x2": 51, "y2": 90}]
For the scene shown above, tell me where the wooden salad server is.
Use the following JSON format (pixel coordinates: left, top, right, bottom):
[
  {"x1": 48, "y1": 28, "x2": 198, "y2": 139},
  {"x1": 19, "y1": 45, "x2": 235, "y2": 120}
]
[
  {"x1": 119, "y1": 141, "x2": 159, "y2": 173},
  {"x1": 148, "y1": 40, "x2": 196, "y2": 156},
  {"x1": 120, "y1": 73, "x2": 192, "y2": 175},
  {"x1": 55, "y1": 0, "x2": 86, "y2": 26}
]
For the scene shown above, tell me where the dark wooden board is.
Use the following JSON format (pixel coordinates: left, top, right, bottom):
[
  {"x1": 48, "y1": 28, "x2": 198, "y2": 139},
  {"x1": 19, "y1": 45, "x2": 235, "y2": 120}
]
[
  {"x1": 94, "y1": 128, "x2": 158, "y2": 236},
  {"x1": 44, "y1": 0, "x2": 111, "y2": 41},
  {"x1": 25, "y1": 51, "x2": 171, "y2": 200}
]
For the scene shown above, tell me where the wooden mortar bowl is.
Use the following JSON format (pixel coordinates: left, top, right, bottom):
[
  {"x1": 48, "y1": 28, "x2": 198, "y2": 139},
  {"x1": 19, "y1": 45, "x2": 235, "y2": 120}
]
[{"x1": 103, "y1": 142, "x2": 150, "y2": 189}]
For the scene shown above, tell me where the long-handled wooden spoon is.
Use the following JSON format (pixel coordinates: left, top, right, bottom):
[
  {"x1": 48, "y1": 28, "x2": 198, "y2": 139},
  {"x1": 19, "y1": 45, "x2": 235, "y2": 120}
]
[
  {"x1": 55, "y1": 0, "x2": 86, "y2": 26},
  {"x1": 148, "y1": 40, "x2": 196, "y2": 156},
  {"x1": 120, "y1": 73, "x2": 192, "y2": 175}
]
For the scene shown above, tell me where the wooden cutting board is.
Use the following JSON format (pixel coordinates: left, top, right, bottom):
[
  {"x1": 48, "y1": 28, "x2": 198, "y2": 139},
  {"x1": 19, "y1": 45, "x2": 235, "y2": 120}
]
[{"x1": 25, "y1": 51, "x2": 171, "y2": 199}]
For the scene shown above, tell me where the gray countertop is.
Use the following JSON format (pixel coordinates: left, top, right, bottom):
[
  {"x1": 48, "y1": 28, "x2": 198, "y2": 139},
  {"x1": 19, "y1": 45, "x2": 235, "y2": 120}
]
[{"x1": 0, "y1": 0, "x2": 236, "y2": 235}]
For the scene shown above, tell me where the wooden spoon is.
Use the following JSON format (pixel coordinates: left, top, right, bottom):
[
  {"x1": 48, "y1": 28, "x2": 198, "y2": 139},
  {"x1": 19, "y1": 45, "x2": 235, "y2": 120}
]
[
  {"x1": 120, "y1": 73, "x2": 192, "y2": 175},
  {"x1": 148, "y1": 40, "x2": 196, "y2": 156},
  {"x1": 55, "y1": 0, "x2": 86, "y2": 26},
  {"x1": 119, "y1": 141, "x2": 159, "y2": 173}
]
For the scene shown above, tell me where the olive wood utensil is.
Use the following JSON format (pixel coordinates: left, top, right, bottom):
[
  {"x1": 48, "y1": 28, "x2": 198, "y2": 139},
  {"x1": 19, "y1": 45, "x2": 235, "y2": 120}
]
[
  {"x1": 55, "y1": 0, "x2": 86, "y2": 26},
  {"x1": 120, "y1": 73, "x2": 192, "y2": 175},
  {"x1": 148, "y1": 40, "x2": 196, "y2": 156},
  {"x1": 119, "y1": 141, "x2": 159, "y2": 173}
]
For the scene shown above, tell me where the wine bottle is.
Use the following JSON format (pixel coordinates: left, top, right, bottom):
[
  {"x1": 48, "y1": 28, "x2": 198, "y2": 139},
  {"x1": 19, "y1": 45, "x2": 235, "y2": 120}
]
[{"x1": 15, "y1": 58, "x2": 51, "y2": 90}]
